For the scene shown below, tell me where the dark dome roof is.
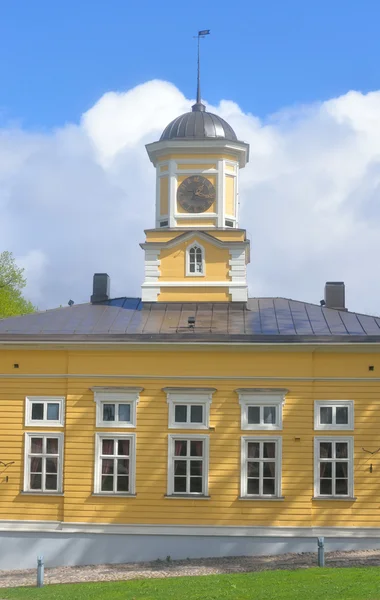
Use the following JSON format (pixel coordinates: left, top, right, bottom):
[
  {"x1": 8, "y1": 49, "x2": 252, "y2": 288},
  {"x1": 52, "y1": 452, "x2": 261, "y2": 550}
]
[{"x1": 160, "y1": 103, "x2": 237, "y2": 142}]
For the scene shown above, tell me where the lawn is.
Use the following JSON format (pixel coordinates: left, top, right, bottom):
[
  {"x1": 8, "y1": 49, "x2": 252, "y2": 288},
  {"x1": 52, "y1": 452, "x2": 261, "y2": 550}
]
[{"x1": 1, "y1": 567, "x2": 380, "y2": 600}]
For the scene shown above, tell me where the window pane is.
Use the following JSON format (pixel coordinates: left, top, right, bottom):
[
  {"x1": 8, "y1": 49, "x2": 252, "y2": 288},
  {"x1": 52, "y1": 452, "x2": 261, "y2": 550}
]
[
  {"x1": 117, "y1": 476, "x2": 129, "y2": 492},
  {"x1": 47, "y1": 403, "x2": 59, "y2": 421},
  {"x1": 31, "y1": 438, "x2": 43, "y2": 453},
  {"x1": 174, "y1": 460, "x2": 187, "y2": 476},
  {"x1": 190, "y1": 441, "x2": 203, "y2": 457},
  {"x1": 30, "y1": 457, "x2": 42, "y2": 473},
  {"x1": 117, "y1": 459, "x2": 129, "y2": 475},
  {"x1": 46, "y1": 458, "x2": 57, "y2": 474},
  {"x1": 103, "y1": 404, "x2": 115, "y2": 422},
  {"x1": 46, "y1": 438, "x2": 58, "y2": 454},
  {"x1": 174, "y1": 477, "x2": 186, "y2": 492},
  {"x1": 189, "y1": 263, "x2": 195, "y2": 273},
  {"x1": 263, "y1": 443, "x2": 276, "y2": 458},
  {"x1": 320, "y1": 462, "x2": 332, "y2": 478},
  {"x1": 336, "y1": 406, "x2": 348, "y2": 425},
  {"x1": 263, "y1": 462, "x2": 276, "y2": 477},
  {"x1": 102, "y1": 439, "x2": 114, "y2": 455},
  {"x1": 101, "y1": 475, "x2": 113, "y2": 492},
  {"x1": 320, "y1": 479, "x2": 332, "y2": 495},
  {"x1": 118, "y1": 404, "x2": 131, "y2": 422},
  {"x1": 190, "y1": 405, "x2": 203, "y2": 424},
  {"x1": 175, "y1": 440, "x2": 187, "y2": 456},
  {"x1": 31, "y1": 403, "x2": 44, "y2": 420},
  {"x1": 190, "y1": 477, "x2": 203, "y2": 493},
  {"x1": 336, "y1": 462, "x2": 348, "y2": 478},
  {"x1": 175, "y1": 405, "x2": 187, "y2": 423},
  {"x1": 118, "y1": 440, "x2": 130, "y2": 456},
  {"x1": 336, "y1": 479, "x2": 348, "y2": 495},
  {"x1": 30, "y1": 474, "x2": 42, "y2": 490},
  {"x1": 247, "y1": 462, "x2": 259, "y2": 477},
  {"x1": 320, "y1": 442, "x2": 332, "y2": 458},
  {"x1": 336, "y1": 442, "x2": 348, "y2": 459},
  {"x1": 247, "y1": 442, "x2": 260, "y2": 458},
  {"x1": 320, "y1": 407, "x2": 332, "y2": 424},
  {"x1": 263, "y1": 479, "x2": 275, "y2": 495},
  {"x1": 247, "y1": 479, "x2": 259, "y2": 494},
  {"x1": 247, "y1": 406, "x2": 260, "y2": 424},
  {"x1": 102, "y1": 459, "x2": 114, "y2": 474},
  {"x1": 263, "y1": 406, "x2": 276, "y2": 424},
  {"x1": 190, "y1": 460, "x2": 202, "y2": 476},
  {"x1": 45, "y1": 474, "x2": 58, "y2": 491}
]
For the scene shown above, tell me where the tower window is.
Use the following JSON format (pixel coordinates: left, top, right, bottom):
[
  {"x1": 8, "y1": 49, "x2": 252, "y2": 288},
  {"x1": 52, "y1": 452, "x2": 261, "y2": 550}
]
[
  {"x1": 187, "y1": 243, "x2": 205, "y2": 276},
  {"x1": 225, "y1": 219, "x2": 234, "y2": 228}
]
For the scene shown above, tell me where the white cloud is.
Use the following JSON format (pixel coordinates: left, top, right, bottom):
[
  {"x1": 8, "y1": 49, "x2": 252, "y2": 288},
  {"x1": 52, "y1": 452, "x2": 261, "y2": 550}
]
[{"x1": 1, "y1": 80, "x2": 380, "y2": 315}]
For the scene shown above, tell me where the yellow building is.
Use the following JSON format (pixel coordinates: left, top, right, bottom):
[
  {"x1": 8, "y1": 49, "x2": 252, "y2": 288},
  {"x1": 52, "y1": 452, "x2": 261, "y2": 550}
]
[{"x1": 1, "y1": 97, "x2": 380, "y2": 569}]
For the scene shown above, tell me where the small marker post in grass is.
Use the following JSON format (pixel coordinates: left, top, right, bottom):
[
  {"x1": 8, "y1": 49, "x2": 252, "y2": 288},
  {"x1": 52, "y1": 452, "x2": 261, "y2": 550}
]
[
  {"x1": 37, "y1": 555, "x2": 44, "y2": 587},
  {"x1": 317, "y1": 537, "x2": 325, "y2": 567}
]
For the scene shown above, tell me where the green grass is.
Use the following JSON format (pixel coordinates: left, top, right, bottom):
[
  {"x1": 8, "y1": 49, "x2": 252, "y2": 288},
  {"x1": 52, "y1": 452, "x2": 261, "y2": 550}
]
[{"x1": 1, "y1": 567, "x2": 380, "y2": 600}]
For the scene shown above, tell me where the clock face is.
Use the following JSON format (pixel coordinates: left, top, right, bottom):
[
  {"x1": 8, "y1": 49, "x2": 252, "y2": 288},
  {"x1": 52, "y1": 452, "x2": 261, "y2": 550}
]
[{"x1": 177, "y1": 175, "x2": 216, "y2": 213}]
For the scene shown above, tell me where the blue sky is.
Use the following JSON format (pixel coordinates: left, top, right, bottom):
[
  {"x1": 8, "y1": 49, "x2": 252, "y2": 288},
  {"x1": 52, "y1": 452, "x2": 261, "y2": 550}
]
[{"x1": 1, "y1": 0, "x2": 379, "y2": 129}]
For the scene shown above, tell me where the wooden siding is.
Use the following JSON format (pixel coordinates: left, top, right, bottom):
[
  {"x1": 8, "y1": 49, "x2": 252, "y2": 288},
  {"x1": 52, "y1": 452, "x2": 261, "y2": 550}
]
[{"x1": 0, "y1": 348, "x2": 379, "y2": 527}]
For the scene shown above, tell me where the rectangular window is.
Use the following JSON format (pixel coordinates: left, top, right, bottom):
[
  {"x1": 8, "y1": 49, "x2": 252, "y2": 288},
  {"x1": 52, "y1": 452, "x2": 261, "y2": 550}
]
[
  {"x1": 165, "y1": 389, "x2": 214, "y2": 429},
  {"x1": 24, "y1": 433, "x2": 64, "y2": 493},
  {"x1": 237, "y1": 390, "x2": 287, "y2": 431},
  {"x1": 168, "y1": 435, "x2": 209, "y2": 496},
  {"x1": 241, "y1": 437, "x2": 282, "y2": 498},
  {"x1": 94, "y1": 433, "x2": 136, "y2": 495},
  {"x1": 25, "y1": 396, "x2": 65, "y2": 427},
  {"x1": 314, "y1": 437, "x2": 353, "y2": 498},
  {"x1": 314, "y1": 401, "x2": 354, "y2": 430},
  {"x1": 93, "y1": 388, "x2": 142, "y2": 428}
]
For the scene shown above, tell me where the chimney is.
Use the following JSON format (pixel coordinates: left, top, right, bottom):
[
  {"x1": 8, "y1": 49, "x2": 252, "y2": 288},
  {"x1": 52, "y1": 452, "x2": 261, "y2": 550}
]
[
  {"x1": 324, "y1": 281, "x2": 346, "y2": 311},
  {"x1": 91, "y1": 273, "x2": 110, "y2": 304}
]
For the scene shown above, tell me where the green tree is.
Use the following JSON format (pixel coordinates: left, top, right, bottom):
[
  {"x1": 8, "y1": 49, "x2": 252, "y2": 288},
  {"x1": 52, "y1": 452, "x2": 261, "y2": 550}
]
[{"x1": 0, "y1": 251, "x2": 35, "y2": 318}]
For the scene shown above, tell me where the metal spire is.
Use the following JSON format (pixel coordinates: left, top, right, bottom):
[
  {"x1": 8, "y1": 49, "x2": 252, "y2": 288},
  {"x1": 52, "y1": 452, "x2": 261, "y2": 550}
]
[{"x1": 192, "y1": 30, "x2": 210, "y2": 112}]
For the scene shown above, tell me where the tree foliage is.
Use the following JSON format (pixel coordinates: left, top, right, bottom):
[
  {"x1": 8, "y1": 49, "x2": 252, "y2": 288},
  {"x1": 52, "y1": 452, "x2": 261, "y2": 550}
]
[{"x1": 0, "y1": 251, "x2": 35, "y2": 318}]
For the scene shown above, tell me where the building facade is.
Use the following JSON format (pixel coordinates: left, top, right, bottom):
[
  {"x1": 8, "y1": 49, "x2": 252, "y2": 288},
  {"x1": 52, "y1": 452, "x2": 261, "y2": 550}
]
[{"x1": 0, "y1": 100, "x2": 380, "y2": 569}]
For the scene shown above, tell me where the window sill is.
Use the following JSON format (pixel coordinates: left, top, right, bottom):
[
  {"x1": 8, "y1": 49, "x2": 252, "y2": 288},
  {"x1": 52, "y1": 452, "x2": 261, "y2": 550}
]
[
  {"x1": 24, "y1": 424, "x2": 64, "y2": 428},
  {"x1": 165, "y1": 494, "x2": 210, "y2": 500},
  {"x1": 92, "y1": 493, "x2": 137, "y2": 498},
  {"x1": 21, "y1": 491, "x2": 64, "y2": 496},
  {"x1": 238, "y1": 496, "x2": 285, "y2": 501},
  {"x1": 312, "y1": 496, "x2": 357, "y2": 501}
]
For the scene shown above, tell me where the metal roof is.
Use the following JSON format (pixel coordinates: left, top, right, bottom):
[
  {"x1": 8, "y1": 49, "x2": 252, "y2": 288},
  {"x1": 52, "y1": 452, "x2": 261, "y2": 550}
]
[
  {"x1": 0, "y1": 298, "x2": 380, "y2": 344},
  {"x1": 160, "y1": 108, "x2": 238, "y2": 142}
]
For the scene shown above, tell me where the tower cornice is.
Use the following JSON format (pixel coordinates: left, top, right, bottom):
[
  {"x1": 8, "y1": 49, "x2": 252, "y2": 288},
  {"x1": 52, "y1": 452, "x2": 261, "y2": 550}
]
[{"x1": 146, "y1": 139, "x2": 249, "y2": 168}]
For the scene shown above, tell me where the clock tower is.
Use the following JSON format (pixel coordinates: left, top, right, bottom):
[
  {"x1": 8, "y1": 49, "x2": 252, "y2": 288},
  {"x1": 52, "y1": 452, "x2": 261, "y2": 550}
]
[{"x1": 141, "y1": 98, "x2": 250, "y2": 302}]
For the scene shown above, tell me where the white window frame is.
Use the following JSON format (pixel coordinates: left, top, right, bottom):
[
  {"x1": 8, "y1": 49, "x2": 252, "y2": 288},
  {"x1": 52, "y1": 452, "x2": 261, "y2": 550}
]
[
  {"x1": 237, "y1": 389, "x2": 287, "y2": 431},
  {"x1": 314, "y1": 436, "x2": 354, "y2": 499},
  {"x1": 92, "y1": 387, "x2": 142, "y2": 428},
  {"x1": 25, "y1": 396, "x2": 65, "y2": 427},
  {"x1": 186, "y1": 242, "x2": 205, "y2": 277},
  {"x1": 314, "y1": 401, "x2": 354, "y2": 431},
  {"x1": 94, "y1": 432, "x2": 136, "y2": 495},
  {"x1": 241, "y1": 436, "x2": 282, "y2": 499},
  {"x1": 167, "y1": 434, "x2": 210, "y2": 497},
  {"x1": 164, "y1": 388, "x2": 215, "y2": 430},
  {"x1": 23, "y1": 432, "x2": 64, "y2": 493}
]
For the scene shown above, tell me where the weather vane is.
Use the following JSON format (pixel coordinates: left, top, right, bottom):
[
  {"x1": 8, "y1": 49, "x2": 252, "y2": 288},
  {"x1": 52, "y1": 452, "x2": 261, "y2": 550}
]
[{"x1": 193, "y1": 30, "x2": 210, "y2": 110}]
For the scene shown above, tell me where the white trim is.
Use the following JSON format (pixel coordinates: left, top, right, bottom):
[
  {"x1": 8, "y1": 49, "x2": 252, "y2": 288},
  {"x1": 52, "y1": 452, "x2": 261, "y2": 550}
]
[
  {"x1": 4, "y1": 520, "x2": 380, "y2": 537},
  {"x1": 186, "y1": 241, "x2": 205, "y2": 277},
  {"x1": 173, "y1": 212, "x2": 218, "y2": 219},
  {"x1": 165, "y1": 389, "x2": 214, "y2": 430},
  {"x1": 93, "y1": 388, "x2": 142, "y2": 428},
  {"x1": 241, "y1": 436, "x2": 282, "y2": 499},
  {"x1": 23, "y1": 432, "x2": 64, "y2": 494},
  {"x1": 146, "y1": 139, "x2": 250, "y2": 169},
  {"x1": 141, "y1": 286, "x2": 160, "y2": 301},
  {"x1": 168, "y1": 159, "x2": 176, "y2": 228},
  {"x1": 94, "y1": 432, "x2": 136, "y2": 496},
  {"x1": 142, "y1": 281, "x2": 246, "y2": 288},
  {"x1": 167, "y1": 434, "x2": 210, "y2": 497},
  {"x1": 314, "y1": 436, "x2": 354, "y2": 499},
  {"x1": 217, "y1": 159, "x2": 224, "y2": 227},
  {"x1": 25, "y1": 396, "x2": 65, "y2": 427},
  {"x1": 237, "y1": 390, "x2": 287, "y2": 431},
  {"x1": 314, "y1": 400, "x2": 354, "y2": 431}
]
